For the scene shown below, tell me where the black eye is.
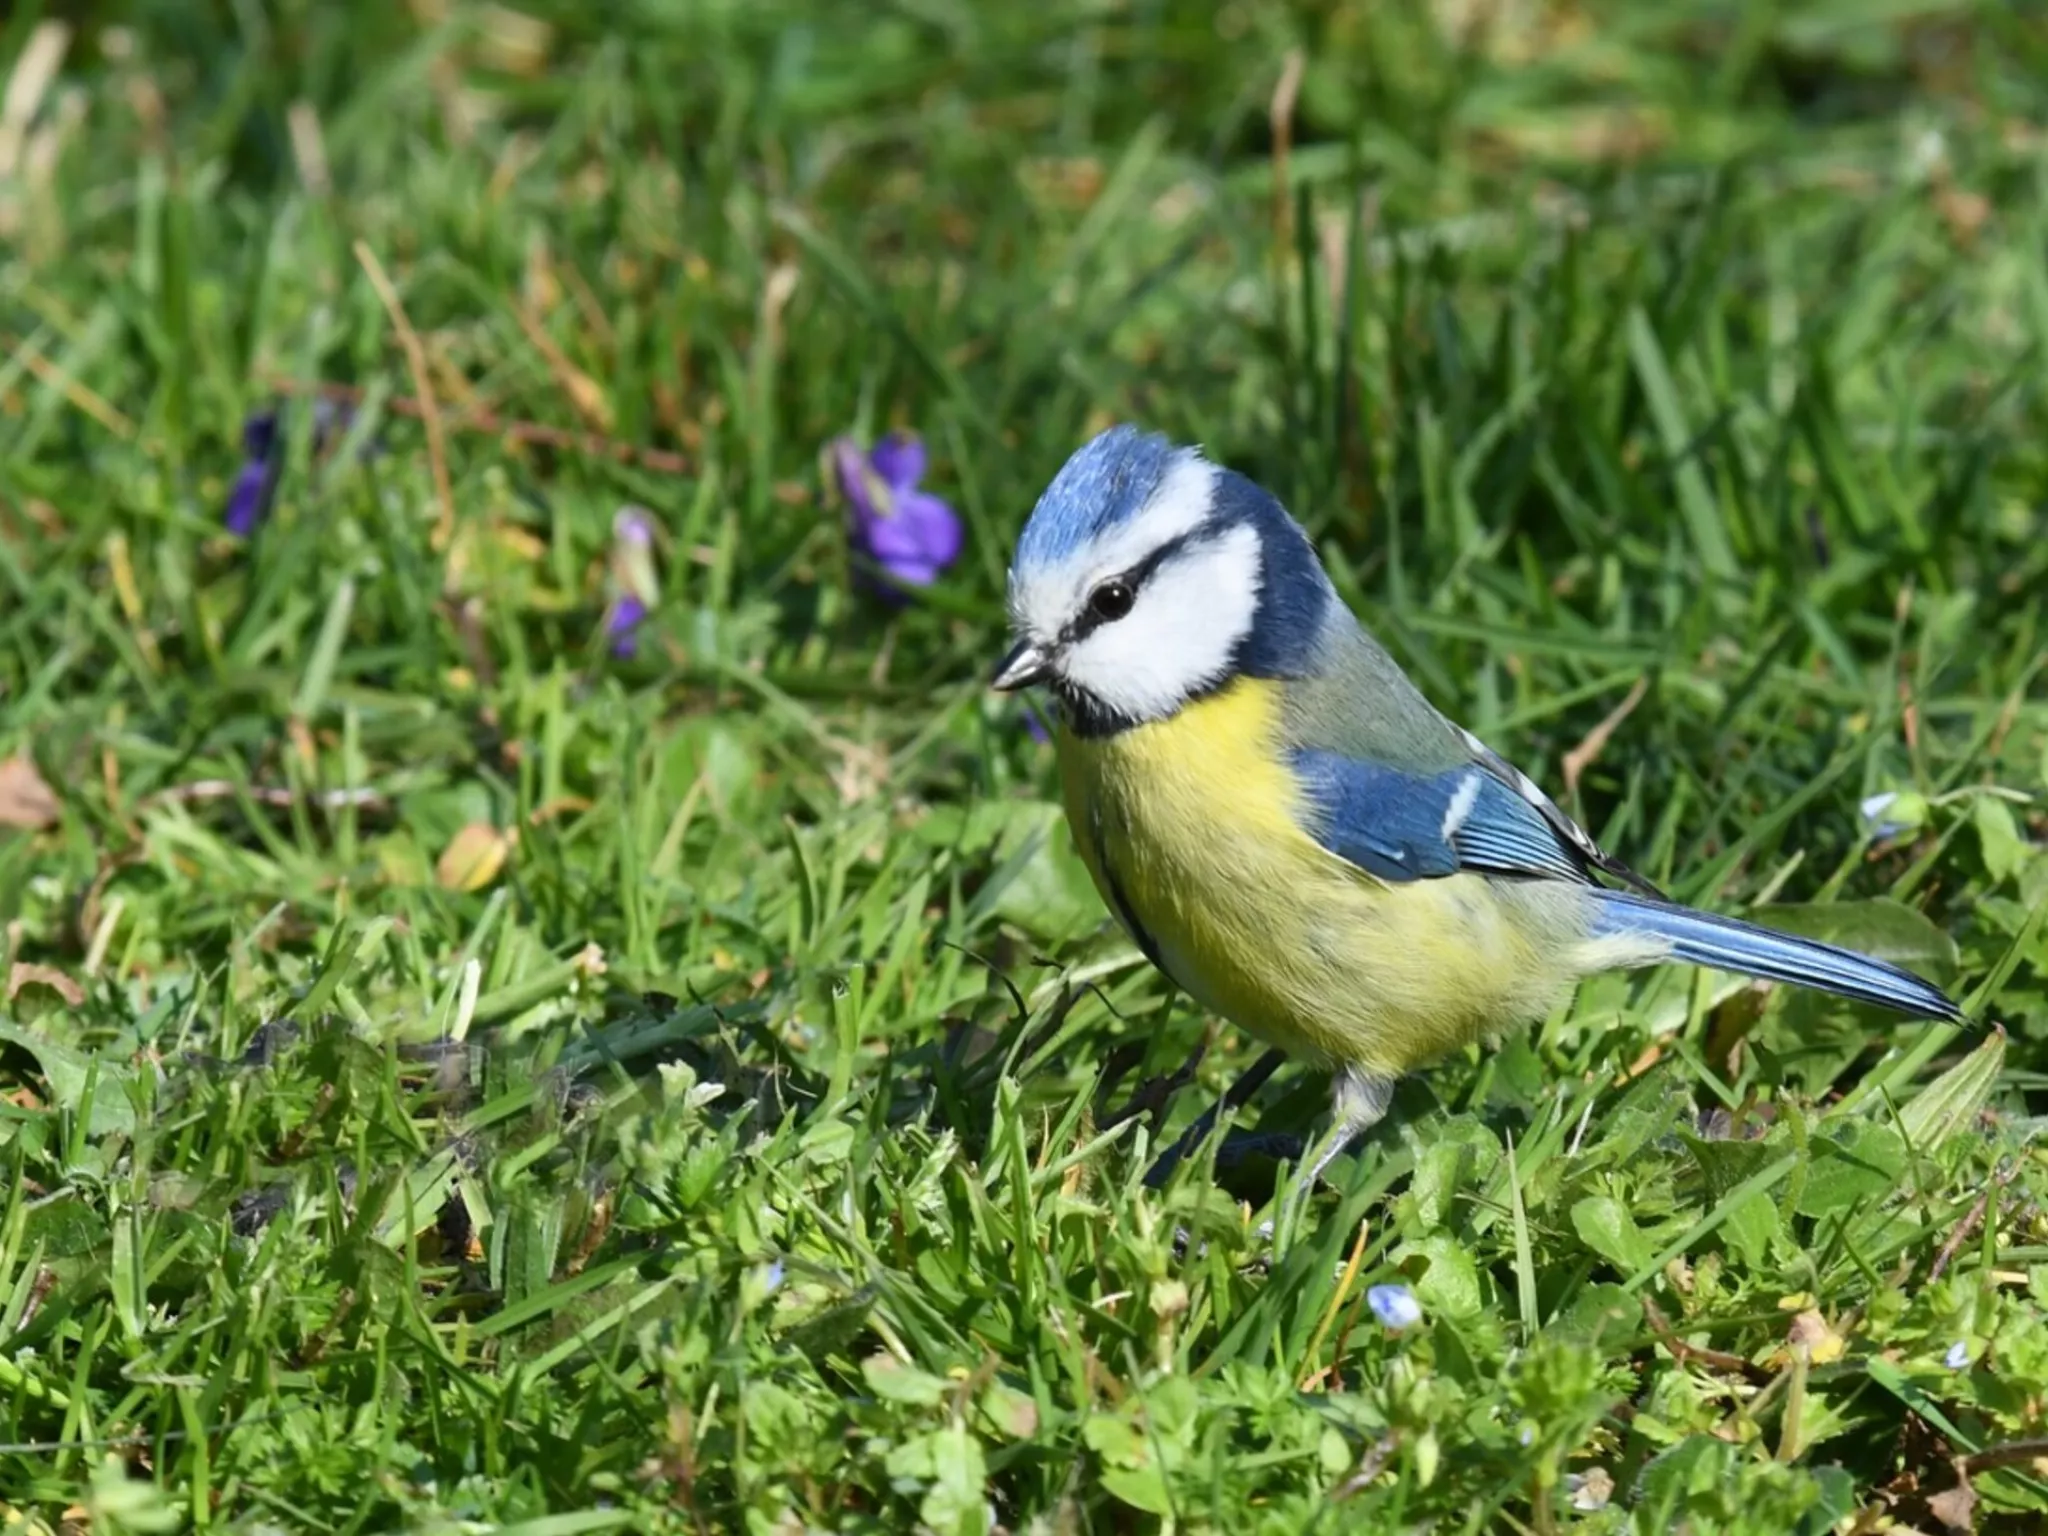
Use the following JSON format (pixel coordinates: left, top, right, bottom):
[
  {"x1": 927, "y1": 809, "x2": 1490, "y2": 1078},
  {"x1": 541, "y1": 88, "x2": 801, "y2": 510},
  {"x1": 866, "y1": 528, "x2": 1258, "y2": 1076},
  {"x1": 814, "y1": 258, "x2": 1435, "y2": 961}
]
[{"x1": 1088, "y1": 579, "x2": 1135, "y2": 622}]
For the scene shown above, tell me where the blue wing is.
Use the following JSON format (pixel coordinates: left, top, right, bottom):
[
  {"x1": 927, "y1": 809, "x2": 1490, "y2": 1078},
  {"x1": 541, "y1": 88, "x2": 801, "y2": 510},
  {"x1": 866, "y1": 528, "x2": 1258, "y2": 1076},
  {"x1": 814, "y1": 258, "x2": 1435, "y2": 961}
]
[{"x1": 1290, "y1": 748, "x2": 1609, "y2": 887}]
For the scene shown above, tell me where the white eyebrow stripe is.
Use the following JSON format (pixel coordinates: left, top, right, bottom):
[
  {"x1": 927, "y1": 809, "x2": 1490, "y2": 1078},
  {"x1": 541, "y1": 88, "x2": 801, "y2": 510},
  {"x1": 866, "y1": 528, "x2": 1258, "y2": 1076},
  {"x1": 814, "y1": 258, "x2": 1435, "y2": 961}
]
[{"x1": 1012, "y1": 454, "x2": 1218, "y2": 640}]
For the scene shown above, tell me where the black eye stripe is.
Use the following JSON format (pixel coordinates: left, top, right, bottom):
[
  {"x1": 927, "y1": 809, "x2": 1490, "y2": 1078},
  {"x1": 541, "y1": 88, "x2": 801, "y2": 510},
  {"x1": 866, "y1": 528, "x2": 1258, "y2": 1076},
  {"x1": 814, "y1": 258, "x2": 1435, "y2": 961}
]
[{"x1": 1063, "y1": 527, "x2": 1207, "y2": 642}]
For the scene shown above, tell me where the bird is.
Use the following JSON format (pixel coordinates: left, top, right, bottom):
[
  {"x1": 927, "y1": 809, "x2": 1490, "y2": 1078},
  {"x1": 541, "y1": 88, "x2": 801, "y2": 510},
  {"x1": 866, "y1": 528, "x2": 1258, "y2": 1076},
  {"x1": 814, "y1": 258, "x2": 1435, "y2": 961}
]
[{"x1": 991, "y1": 424, "x2": 1966, "y2": 1191}]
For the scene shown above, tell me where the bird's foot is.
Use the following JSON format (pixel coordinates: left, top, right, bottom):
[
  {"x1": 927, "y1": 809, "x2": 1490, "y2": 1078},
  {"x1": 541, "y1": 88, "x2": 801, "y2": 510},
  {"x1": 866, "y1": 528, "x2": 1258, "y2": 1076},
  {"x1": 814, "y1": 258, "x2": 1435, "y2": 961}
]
[
  {"x1": 1142, "y1": 1047, "x2": 1290, "y2": 1188},
  {"x1": 1214, "y1": 1131, "x2": 1307, "y2": 1170},
  {"x1": 1169, "y1": 1217, "x2": 1277, "y2": 1272}
]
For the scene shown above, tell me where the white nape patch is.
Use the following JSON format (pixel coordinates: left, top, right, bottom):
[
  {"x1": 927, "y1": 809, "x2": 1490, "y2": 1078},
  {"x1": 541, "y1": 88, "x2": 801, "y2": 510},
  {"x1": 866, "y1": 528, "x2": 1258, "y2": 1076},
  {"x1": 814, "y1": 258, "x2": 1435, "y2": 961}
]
[
  {"x1": 1010, "y1": 453, "x2": 1218, "y2": 643},
  {"x1": 1058, "y1": 520, "x2": 1262, "y2": 722},
  {"x1": 1440, "y1": 771, "x2": 1482, "y2": 839}
]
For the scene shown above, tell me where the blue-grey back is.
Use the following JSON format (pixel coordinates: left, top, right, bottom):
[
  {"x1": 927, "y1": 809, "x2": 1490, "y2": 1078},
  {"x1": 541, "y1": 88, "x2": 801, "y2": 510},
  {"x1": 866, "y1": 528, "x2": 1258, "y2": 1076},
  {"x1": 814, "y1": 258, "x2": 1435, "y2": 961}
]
[{"x1": 1283, "y1": 604, "x2": 1469, "y2": 774}]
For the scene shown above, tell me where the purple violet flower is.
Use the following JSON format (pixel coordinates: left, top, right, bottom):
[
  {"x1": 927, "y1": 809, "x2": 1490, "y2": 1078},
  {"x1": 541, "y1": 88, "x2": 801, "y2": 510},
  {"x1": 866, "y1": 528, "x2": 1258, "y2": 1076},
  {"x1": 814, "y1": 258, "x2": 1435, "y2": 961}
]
[
  {"x1": 224, "y1": 410, "x2": 283, "y2": 536},
  {"x1": 223, "y1": 395, "x2": 377, "y2": 538},
  {"x1": 831, "y1": 432, "x2": 963, "y2": 596},
  {"x1": 605, "y1": 595, "x2": 648, "y2": 658},
  {"x1": 1023, "y1": 699, "x2": 1054, "y2": 745},
  {"x1": 605, "y1": 506, "x2": 660, "y2": 659}
]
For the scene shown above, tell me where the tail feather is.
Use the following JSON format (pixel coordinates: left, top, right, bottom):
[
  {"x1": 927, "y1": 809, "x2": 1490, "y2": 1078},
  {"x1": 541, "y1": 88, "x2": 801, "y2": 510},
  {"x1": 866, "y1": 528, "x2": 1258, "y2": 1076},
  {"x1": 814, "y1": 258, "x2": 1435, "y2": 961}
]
[{"x1": 1590, "y1": 891, "x2": 1964, "y2": 1022}]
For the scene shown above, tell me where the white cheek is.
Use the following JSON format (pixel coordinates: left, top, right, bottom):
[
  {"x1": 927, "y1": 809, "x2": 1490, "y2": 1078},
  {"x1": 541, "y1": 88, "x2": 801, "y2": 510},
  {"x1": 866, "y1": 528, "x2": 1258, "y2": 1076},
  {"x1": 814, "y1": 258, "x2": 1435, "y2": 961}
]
[{"x1": 1060, "y1": 523, "x2": 1261, "y2": 721}]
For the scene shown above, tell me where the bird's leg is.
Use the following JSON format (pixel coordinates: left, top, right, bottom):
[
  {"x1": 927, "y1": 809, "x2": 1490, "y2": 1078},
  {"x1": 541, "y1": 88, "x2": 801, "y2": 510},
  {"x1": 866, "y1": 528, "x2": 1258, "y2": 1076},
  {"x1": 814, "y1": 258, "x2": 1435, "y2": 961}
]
[
  {"x1": 1212, "y1": 1131, "x2": 1309, "y2": 1170},
  {"x1": 1144, "y1": 1047, "x2": 1288, "y2": 1187},
  {"x1": 1276, "y1": 1065, "x2": 1394, "y2": 1240},
  {"x1": 1307, "y1": 1066, "x2": 1393, "y2": 1188}
]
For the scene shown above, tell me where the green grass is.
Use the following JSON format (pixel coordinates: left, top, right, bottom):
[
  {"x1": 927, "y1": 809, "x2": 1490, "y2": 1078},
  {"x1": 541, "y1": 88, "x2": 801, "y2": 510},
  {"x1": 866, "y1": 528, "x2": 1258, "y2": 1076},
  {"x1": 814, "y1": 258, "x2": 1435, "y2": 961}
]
[{"x1": 3, "y1": 1, "x2": 2048, "y2": 1530}]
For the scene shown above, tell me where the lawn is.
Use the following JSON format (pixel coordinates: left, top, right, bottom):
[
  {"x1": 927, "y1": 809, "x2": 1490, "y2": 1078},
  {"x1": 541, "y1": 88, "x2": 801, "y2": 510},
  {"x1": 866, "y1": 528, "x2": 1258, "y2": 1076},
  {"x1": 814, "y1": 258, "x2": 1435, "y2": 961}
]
[{"x1": 2, "y1": 2, "x2": 2047, "y2": 1530}]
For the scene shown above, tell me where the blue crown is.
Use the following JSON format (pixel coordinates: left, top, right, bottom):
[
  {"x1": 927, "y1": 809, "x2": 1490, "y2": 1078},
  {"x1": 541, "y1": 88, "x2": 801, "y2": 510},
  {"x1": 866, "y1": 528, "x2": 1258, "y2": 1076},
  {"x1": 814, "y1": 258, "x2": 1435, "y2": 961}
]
[{"x1": 1012, "y1": 424, "x2": 1181, "y2": 573}]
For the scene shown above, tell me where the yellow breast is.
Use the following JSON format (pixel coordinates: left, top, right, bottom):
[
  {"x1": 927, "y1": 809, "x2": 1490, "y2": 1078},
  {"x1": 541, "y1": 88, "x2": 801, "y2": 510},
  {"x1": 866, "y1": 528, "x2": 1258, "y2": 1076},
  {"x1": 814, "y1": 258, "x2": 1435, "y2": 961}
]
[{"x1": 1056, "y1": 679, "x2": 1580, "y2": 1078}]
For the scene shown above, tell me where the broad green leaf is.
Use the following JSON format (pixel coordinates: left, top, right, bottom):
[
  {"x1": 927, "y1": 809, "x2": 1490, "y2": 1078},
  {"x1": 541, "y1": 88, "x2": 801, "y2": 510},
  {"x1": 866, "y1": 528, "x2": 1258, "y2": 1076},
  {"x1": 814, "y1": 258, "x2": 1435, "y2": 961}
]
[
  {"x1": 1794, "y1": 1121, "x2": 1907, "y2": 1218},
  {"x1": 22, "y1": 1195, "x2": 109, "y2": 1257},
  {"x1": 0, "y1": 1023, "x2": 136, "y2": 1135},
  {"x1": 1098, "y1": 1464, "x2": 1173, "y2": 1517},
  {"x1": 1554, "y1": 1283, "x2": 1639, "y2": 1351},
  {"x1": 1720, "y1": 1191, "x2": 1781, "y2": 1269},
  {"x1": 862, "y1": 1352, "x2": 950, "y2": 1406},
  {"x1": 1143, "y1": 1374, "x2": 1200, "y2": 1444},
  {"x1": 1081, "y1": 1413, "x2": 1147, "y2": 1467},
  {"x1": 915, "y1": 1422, "x2": 990, "y2": 1536},
  {"x1": 1392, "y1": 1234, "x2": 1485, "y2": 1319},
  {"x1": 1084, "y1": 1412, "x2": 1174, "y2": 1513},
  {"x1": 978, "y1": 1380, "x2": 1039, "y2": 1440},
  {"x1": 1408, "y1": 1117, "x2": 1498, "y2": 1229},
  {"x1": 371, "y1": 832, "x2": 432, "y2": 887},
  {"x1": 1974, "y1": 795, "x2": 2029, "y2": 884},
  {"x1": 1897, "y1": 1027, "x2": 2006, "y2": 1149},
  {"x1": 976, "y1": 802, "x2": 1102, "y2": 942},
  {"x1": 1682, "y1": 1131, "x2": 1779, "y2": 1204},
  {"x1": 1571, "y1": 1193, "x2": 1653, "y2": 1273},
  {"x1": 1633, "y1": 1435, "x2": 1738, "y2": 1517}
]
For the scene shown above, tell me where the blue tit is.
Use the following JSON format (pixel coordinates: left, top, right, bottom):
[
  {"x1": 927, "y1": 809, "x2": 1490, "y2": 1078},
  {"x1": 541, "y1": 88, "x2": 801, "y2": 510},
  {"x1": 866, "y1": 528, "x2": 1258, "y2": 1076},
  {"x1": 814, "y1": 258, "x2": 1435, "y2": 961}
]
[{"x1": 992, "y1": 425, "x2": 1964, "y2": 1183}]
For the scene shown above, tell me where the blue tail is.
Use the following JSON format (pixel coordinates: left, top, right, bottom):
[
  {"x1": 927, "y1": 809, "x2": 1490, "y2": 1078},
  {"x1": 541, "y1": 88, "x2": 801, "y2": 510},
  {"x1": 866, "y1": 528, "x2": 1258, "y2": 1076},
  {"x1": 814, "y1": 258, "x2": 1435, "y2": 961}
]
[{"x1": 1590, "y1": 891, "x2": 1964, "y2": 1022}]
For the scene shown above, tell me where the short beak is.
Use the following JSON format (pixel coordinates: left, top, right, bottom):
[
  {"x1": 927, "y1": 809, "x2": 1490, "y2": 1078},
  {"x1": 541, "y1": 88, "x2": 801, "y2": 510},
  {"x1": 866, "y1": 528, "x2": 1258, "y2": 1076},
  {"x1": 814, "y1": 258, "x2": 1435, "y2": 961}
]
[{"x1": 990, "y1": 638, "x2": 1051, "y2": 691}]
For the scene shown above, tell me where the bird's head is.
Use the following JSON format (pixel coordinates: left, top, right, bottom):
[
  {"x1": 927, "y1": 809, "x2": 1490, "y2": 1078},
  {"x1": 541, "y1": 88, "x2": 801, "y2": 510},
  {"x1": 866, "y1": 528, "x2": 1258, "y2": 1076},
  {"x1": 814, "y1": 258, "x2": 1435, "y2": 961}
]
[{"x1": 993, "y1": 425, "x2": 1333, "y2": 735}]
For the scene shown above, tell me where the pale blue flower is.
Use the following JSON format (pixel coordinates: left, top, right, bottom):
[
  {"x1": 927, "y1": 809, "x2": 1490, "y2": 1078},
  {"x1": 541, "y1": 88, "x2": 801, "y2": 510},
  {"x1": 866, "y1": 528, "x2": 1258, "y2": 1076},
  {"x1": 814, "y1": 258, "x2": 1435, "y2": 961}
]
[
  {"x1": 1860, "y1": 792, "x2": 1908, "y2": 842},
  {"x1": 1367, "y1": 1284, "x2": 1421, "y2": 1330}
]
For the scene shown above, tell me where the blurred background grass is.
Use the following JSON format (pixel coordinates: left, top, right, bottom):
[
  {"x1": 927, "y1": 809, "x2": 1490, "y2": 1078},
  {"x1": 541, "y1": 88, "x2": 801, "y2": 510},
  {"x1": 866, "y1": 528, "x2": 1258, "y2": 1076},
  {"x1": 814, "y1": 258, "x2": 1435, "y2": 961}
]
[{"x1": 1, "y1": 1, "x2": 2046, "y2": 1530}]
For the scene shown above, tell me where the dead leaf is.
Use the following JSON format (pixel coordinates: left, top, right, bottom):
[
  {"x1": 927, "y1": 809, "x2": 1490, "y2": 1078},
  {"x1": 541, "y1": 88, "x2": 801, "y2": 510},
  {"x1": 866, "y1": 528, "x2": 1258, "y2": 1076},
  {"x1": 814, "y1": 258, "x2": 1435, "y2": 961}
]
[
  {"x1": 1569, "y1": 1466, "x2": 1615, "y2": 1513},
  {"x1": 1615, "y1": 1041, "x2": 1663, "y2": 1084},
  {"x1": 6, "y1": 962, "x2": 84, "y2": 1006},
  {"x1": 1479, "y1": 105, "x2": 1670, "y2": 166},
  {"x1": 1927, "y1": 1478, "x2": 1976, "y2": 1532},
  {"x1": 526, "y1": 795, "x2": 593, "y2": 827},
  {"x1": 829, "y1": 742, "x2": 889, "y2": 806},
  {"x1": 1018, "y1": 155, "x2": 1105, "y2": 212},
  {"x1": 474, "y1": 4, "x2": 553, "y2": 76},
  {"x1": 1561, "y1": 675, "x2": 1651, "y2": 797},
  {"x1": 0, "y1": 755, "x2": 58, "y2": 829},
  {"x1": 435, "y1": 823, "x2": 511, "y2": 891},
  {"x1": 1936, "y1": 187, "x2": 1991, "y2": 247}
]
